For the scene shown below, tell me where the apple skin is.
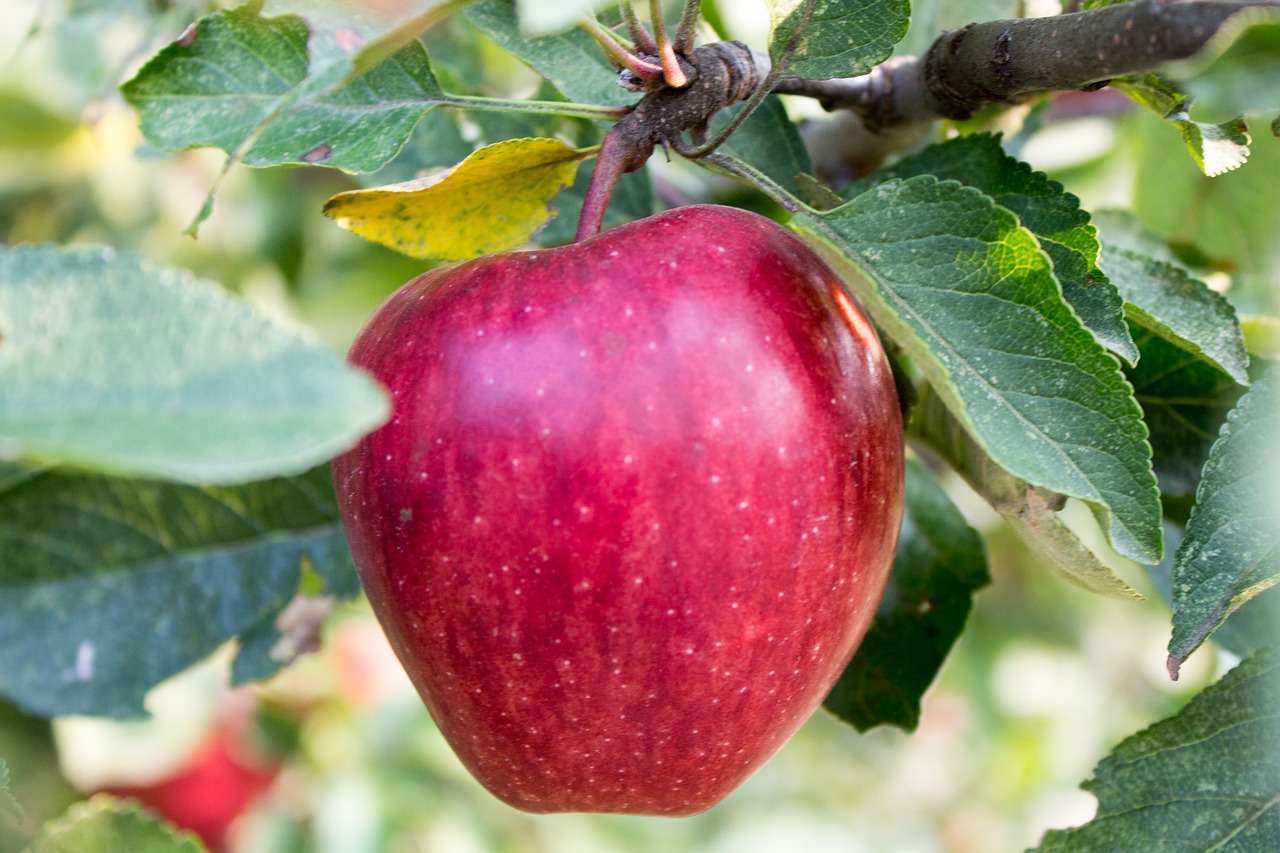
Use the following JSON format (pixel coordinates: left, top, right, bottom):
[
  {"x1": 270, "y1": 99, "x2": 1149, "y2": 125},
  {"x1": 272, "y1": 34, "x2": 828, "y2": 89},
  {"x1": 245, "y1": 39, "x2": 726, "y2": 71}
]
[{"x1": 333, "y1": 205, "x2": 903, "y2": 815}]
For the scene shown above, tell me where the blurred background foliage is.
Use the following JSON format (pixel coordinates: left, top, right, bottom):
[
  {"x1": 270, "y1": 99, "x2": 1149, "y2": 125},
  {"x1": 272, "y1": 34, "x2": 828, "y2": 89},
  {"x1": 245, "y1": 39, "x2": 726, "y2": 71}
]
[{"x1": 0, "y1": 0, "x2": 1260, "y2": 851}]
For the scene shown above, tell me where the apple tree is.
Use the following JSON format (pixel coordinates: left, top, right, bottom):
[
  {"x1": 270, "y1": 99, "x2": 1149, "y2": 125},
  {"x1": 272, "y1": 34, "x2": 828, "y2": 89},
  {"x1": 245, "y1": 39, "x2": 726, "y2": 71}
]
[{"x1": 1, "y1": 0, "x2": 1278, "y2": 849}]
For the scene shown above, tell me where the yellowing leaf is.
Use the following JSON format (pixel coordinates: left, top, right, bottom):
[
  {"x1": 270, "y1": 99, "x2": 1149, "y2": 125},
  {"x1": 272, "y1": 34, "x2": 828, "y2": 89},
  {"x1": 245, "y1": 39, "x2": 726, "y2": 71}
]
[{"x1": 324, "y1": 137, "x2": 593, "y2": 261}]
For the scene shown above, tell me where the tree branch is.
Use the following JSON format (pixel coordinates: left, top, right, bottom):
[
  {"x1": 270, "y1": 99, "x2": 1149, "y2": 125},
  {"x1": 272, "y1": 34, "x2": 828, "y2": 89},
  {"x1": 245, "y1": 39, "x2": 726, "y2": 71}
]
[{"x1": 774, "y1": 1, "x2": 1279, "y2": 130}]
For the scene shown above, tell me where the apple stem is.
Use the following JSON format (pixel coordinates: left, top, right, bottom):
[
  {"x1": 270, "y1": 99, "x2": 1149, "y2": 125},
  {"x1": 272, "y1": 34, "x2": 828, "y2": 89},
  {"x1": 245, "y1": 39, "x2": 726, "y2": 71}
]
[{"x1": 576, "y1": 128, "x2": 646, "y2": 241}]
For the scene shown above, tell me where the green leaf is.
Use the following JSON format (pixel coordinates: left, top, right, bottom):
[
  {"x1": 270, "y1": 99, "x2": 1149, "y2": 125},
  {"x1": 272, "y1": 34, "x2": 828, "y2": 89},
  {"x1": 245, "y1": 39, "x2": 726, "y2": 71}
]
[
  {"x1": 1168, "y1": 370, "x2": 1280, "y2": 678},
  {"x1": 465, "y1": 0, "x2": 629, "y2": 107},
  {"x1": 1172, "y1": 10, "x2": 1280, "y2": 122},
  {"x1": 824, "y1": 458, "x2": 989, "y2": 732},
  {"x1": 844, "y1": 134, "x2": 1137, "y2": 364},
  {"x1": 1113, "y1": 75, "x2": 1253, "y2": 178},
  {"x1": 0, "y1": 466, "x2": 357, "y2": 719},
  {"x1": 24, "y1": 795, "x2": 207, "y2": 853},
  {"x1": 0, "y1": 759, "x2": 20, "y2": 822},
  {"x1": 1132, "y1": 107, "x2": 1280, "y2": 312},
  {"x1": 914, "y1": 389, "x2": 1140, "y2": 598},
  {"x1": 1035, "y1": 645, "x2": 1280, "y2": 852},
  {"x1": 1127, "y1": 328, "x2": 1245, "y2": 498},
  {"x1": 1177, "y1": 115, "x2": 1251, "y2": 177},
  {"x1": 0, "y1": 245, "x2": 388, "y2": 485},
  {"x1": 715, "y1": 95, "x2": 814, "y2": 199},
  {"x1": 121, "y1": 2, "x2": 448, "y2": 172},
  {"x1": 1094, "y1": 212, "x2": 1251, "y2": 385},
  {"x1": 768, "y1": 0, "x2": 910, "y2": 80},
  {"x1": 324, "y1": 138, "x2": 591, "y2": 260},
  {"x1": 795, "y1": 177, "x2": 1163, "y2": 565}
]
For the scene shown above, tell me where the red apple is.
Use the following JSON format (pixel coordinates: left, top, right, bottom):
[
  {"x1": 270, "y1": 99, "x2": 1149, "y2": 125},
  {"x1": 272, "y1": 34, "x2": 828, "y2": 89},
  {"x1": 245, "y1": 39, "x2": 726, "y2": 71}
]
[{"x1": 333, "y1": 205, "x2": 903, "y2": 815}]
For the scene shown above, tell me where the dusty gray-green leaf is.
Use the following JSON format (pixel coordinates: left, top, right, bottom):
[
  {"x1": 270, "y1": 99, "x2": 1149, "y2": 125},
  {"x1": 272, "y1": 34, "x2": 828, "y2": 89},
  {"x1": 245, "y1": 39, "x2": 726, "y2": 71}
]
[
  {"x1": 795, "y1": 177, "x2": 1162, "y2": 565},
  {"x1": 465, "y1": 0, "x2": 629, "y2": 106},
  {"x1": 824, "y1": 458, "x2": 989, "y2": 732},
  {"x1": 1093, "y1": 212, "x2": 1250, "y2": 385},
  {"x1": 1168, "y1": 370, "x2": 1280, "y2": 678},
  {"x1": 24, "y1": 795, "x2": 207, "y2": 853},
  {"x1": 121, "y1": 2, "x2": 448, "y2": 172},
  {"x1": 1035, "y1": 645, "x2": 1280, "y2": 852},
  {"x1": 769, "y1": 0, "x2": 910, "y2": 80},
  {"x1": 0, "y1": 244, "x2": 387, "y2": 484},
  {"x1": 1127, "y1": 327, "x2": 1246, "y2": 497},
  {"x1": 0, "y1": 466, "x2": 356, "y2": 719},
  {"x1": 844, "y1": 134, "x2": 1137, "y2": 364}
]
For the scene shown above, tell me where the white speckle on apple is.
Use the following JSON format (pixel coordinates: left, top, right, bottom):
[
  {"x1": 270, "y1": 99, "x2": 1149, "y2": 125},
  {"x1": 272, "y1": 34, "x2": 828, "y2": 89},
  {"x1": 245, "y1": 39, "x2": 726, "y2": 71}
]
[
  {"x1": 738, "y1": 500, "x2": 748, "y2": 509},
  {"x1": 745, "y1": 363, "x2": 754, "y2": 372},
  {"x1": 710, "y1": 475, "x2": 721, "y2": 484}
]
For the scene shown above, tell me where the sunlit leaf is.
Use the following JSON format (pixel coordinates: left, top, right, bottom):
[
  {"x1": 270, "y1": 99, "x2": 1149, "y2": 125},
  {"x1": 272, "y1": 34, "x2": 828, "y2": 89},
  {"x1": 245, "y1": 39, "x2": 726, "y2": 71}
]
[
  {"x1": 795, "y1": 177, "x2": 1162, "y2": 566},
  {"x1": 843, "y1": 134, "x2": 1137, "y2": 365},
  {"x1": 324, "y1": 138, "x2": 592, "y2": 261},
  {"x1": 1114, "y1": 74, "x2": 1253, "y2": 177},
  {"x1": 1178, "y1": 114, "x2": 1251, "y2": 177},
  {"x1": 0, "y1": 245, "x2": 388, "y2": 485}
]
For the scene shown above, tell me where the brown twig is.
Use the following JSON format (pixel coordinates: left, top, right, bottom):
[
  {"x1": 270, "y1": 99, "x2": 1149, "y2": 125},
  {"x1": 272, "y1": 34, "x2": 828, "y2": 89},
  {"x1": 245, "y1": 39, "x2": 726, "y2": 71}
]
[{"x1": 774, "y1": 1, "x2": 1280, "y2": 129}]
